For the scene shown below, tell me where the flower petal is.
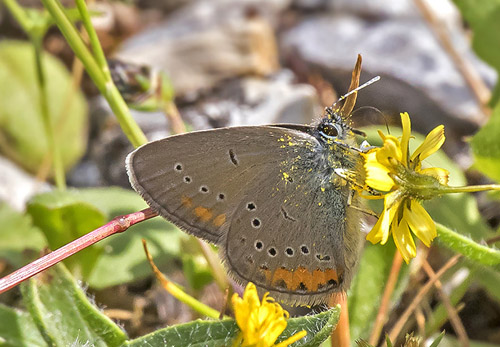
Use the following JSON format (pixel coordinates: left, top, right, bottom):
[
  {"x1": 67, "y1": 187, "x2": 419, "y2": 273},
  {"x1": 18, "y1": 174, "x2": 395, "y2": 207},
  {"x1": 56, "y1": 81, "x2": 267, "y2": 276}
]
[
  {"x1": 366, "y1": 210, "x2": 389, "y2": 245},
  {"x1": 400, "y1": 112, "x2": 411, "y2": 166},
  {"x1": 376, "y1": 136, "x2": 402, "y2": 167},
  {"x1": 404, "y1": 200, "x2": 437, "y2": 247},
  {"x1": 366, "y1": 191, "x2": 400, "y2": 245},
  {"x1": 365, "y1": 165, "x2": 395, "y2": 192},
  {"x1": 392, "y1": 212, "x2": 417, "y2": 264},
  {"x1": 411, "y1": 125, "x2": 445, "y2": 163},
  {"x1": 275, "y1": 330, "x2": 307, "y2": 347},
  {"x1": 420, "y1": 167, "x2": 449, "y2": 185}
]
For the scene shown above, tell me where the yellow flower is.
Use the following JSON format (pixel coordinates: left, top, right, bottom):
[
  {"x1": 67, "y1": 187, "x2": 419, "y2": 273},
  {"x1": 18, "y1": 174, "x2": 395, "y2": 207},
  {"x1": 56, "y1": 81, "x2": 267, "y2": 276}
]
[
  {"x1": 232, "y1": 283, "x2": 307, "y2": 347},
  {"x1": 362, "y1": 112, "x2": 449, "y2": 263}
]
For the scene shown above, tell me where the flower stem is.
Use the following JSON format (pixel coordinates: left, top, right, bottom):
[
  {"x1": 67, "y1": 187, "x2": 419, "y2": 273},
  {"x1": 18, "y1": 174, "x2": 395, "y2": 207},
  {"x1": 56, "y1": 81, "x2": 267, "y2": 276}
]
[
  {"x1": 41, "y1": 0, "x2": 148, "y2": 148},
  {"x1": 436, "y1": 223, "x2": 500, "y2": 266},
  {"x1": 74, "y1": 0, "x2": 110, "y2": 79},
  {"x1": 0, "y1": 208, "x2": 158, "y2": 294},
  {"x1": 3, "y1": 0, "x2": 32, "y2": 32},
  {"x1": 33, "y1": 39, "x2": 67, "y2": 190},
  {"x1": 438, "y1": 184, "x2": 500, "y2": 194}
]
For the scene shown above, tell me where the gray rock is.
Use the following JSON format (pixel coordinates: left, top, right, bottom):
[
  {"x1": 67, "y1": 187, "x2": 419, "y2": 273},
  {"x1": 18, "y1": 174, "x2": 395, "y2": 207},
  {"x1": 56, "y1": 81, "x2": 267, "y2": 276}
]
[
  {"x1": 116, "y1": 0, "x2": 291, "y2": 96},
  {"x1": 180, "y1": 70, "x2": 319, "y2": 128},
  {"x1": 281, "y1": 11, "x2": 496, "y2": 160},
  {"x1": 0, "y1": 156, "x2": 50, "y2": 210}
]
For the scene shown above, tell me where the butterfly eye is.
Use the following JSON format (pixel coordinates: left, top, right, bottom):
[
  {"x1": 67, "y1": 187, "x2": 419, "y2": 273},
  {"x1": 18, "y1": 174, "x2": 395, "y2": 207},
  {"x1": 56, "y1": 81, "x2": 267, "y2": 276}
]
[{"x1": 319, "y1": 123, "x2": 342, "y2": 139}]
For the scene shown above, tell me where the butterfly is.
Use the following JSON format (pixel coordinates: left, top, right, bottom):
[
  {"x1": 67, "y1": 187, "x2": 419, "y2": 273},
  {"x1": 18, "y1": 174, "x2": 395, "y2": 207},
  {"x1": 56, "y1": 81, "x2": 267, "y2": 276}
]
[{"x1": 126, "y1": 55, "x2": 375, "y2": 305}]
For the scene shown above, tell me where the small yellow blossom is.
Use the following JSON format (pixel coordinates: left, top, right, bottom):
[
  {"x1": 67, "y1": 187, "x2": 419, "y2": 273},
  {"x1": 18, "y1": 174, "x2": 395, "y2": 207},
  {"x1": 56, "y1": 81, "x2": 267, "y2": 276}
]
[
  {"x1": 362, "y1": 112, "x2": 449, "y2": 263},
  {"x1": 232, "y1": 283, "x2": 307, "y2": 347}
]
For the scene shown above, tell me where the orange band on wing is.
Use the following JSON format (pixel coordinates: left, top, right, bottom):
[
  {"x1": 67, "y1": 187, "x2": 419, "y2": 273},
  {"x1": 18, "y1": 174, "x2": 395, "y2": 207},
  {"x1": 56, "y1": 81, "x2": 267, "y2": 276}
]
[
  {"x1": 260, "y1": 266, "x2": 340, "y2": 292},
  {"x1": 194, "y1": 206, "x2": 213, "y2": 222}
]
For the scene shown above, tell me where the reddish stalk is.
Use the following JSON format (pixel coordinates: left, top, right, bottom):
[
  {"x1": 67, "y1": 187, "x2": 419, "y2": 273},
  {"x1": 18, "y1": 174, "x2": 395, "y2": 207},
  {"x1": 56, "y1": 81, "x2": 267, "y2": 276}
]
[
  {"x1": 0, "y1": 207, "x2": 158, "y2": 294},
  {"x1": 368, "y1": 251, "x2": 403, "y2": 345},
  {"x1": 330, "y1": 292, "x2": 350, "y2": 347}
]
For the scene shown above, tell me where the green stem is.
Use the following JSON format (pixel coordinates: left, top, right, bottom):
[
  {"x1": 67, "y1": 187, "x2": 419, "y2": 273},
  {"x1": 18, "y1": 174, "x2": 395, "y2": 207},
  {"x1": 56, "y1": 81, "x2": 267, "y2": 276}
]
[
  {"x1": 165, "y1": 279, "x2": 225, "y2": 319},
  {"x1": 74, "y1": 0, "x2": 110, "y2": 79},
  {"x1": 3, "y1": 0, "x2": 32, "y2": 32},
  {"x1": 41, "y1": 0, "x2": 106, "y2": 87},
  {"x1": 142, "y1": 240, "x2": 227, "y2": 319},
  {"x1": 33, "y1": 39, "x2": 66, "y2": 190},
  {"x1": 41, "y1": 0, "x2": 147, "y2": 148},
  {"x1": 438, "y1": 184, "x2": 500, "y2": 194},
  {"x1": 436, "y1": 223, "x2": 500, "y2": 266}
]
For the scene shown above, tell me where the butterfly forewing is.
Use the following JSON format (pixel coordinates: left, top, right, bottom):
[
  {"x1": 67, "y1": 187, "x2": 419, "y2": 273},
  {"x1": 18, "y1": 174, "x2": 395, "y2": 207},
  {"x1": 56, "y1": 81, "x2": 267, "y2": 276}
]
[{"x1": 127, "y1": 127, "x2": 306, "y2": 242}]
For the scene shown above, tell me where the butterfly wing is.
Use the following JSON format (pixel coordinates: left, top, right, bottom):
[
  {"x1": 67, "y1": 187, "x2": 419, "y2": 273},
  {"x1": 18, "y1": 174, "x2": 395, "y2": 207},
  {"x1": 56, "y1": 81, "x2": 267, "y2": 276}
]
[
  {"x1": 127, "y1": 126, "x2": 291, "y2": 244},
  {"x1": 126, "y1": 125, "x2": 363, "y2": 305}
]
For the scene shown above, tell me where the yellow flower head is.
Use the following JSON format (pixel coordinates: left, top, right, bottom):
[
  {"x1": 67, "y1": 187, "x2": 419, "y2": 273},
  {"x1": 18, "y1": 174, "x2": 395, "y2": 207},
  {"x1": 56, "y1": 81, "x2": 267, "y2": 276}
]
[
  {"x1": 232, "y1": 283, "x2": 306, "y2": 347},
  {"x1": 362, "y1": 112, "x2": 449, "y2": 263}
]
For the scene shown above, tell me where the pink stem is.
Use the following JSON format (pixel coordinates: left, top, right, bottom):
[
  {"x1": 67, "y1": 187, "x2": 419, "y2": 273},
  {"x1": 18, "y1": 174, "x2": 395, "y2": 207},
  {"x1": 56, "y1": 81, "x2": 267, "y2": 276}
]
[{"x1": 0, "y1": 207, "x2": 158, "y2": 294}]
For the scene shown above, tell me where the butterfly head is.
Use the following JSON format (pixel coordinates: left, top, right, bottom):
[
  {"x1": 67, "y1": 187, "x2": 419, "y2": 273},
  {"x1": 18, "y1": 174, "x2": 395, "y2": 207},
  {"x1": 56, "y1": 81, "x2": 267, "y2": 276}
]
[{"x1": 314, "y1": 108, "x2": 357, "y2": 144}]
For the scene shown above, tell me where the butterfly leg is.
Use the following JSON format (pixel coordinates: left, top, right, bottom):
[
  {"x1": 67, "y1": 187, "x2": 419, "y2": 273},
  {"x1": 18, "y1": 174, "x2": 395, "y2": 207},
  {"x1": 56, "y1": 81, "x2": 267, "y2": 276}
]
[
  {"x1": 346, "y1": 190, "x2": 379, "y2": 218},
  {"x1": 333, "y1": 168, "x2": 381, "y2": 197}
]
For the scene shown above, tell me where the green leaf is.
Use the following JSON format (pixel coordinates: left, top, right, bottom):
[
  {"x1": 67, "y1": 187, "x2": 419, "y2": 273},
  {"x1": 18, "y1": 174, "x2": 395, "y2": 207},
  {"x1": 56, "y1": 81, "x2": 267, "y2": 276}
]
[
  {"x1": 0, "y1": 203, "x2": 47, "y2": 268},
  {"x1": 182, "y1": 254, "x2": 214, "y2": 291},
  {"x1": 469, "y1": 263, "x2": 500, "y2": 302},
  {"x1": 20, "y1": 262, "x2": 127, "y2": 347},
  {"x1": 436, "y1": 223, "x2": 500, "y2": 265},
  {"x1": 0, "y1": 304, "x2": 47, "y2": 347},
  {"x1": 281, "y1": 307, "x2": 340, "y2": 346},
  {"x1": 429, "y1": 331, "x2": 446, "y2": 347},
  {"x1": 71, "y1": 187, "x2": 185, "y2": 289},
  {"x1": 125, "y1": 319, "x2": 239, "y2": 347},
  {"x1": 26, "y1": 190, "x2": 106, "y2": 280},
  {"x1": 0, "y1": 40, "x2": 87, "y2": 175},
  {"x1": 471, "y1": 103, "x2": 500, "y2": 183},
  {"x1": 125, "y1": 308, "x2": 340, "y2": 347},
  {"x1": 385, "y1": 334, "x2": 393, "y2": 347},
  {"x1": 452, "y1": 0, "x2": 500, "y2": 105}
]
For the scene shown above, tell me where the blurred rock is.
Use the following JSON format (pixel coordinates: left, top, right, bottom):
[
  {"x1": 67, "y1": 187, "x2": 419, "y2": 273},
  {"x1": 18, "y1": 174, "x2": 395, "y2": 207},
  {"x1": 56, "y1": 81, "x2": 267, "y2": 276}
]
[
  {"x1": 0, "y1": 156, "x2": 50, "y2": 211},
  {"x1": 180, "y1": 70, "x2": 319, "y2": 128},
  {"x1": 116, "y1": 0, "x2": 290, "y2": 96},
  {"x1": 281, "y1": 0, "x2": 496, "y2": 162}
]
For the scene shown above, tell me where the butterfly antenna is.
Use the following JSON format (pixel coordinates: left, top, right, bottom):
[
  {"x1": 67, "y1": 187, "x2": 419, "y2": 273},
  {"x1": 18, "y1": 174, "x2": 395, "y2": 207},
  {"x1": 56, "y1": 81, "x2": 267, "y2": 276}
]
[{"x1": 331, "y1": 76, "x2": 381, "y2": 111}]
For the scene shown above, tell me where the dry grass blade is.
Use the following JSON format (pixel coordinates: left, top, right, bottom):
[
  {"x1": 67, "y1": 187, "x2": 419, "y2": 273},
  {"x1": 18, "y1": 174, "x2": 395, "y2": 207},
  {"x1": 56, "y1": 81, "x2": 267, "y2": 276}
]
[
  {"x1": 422, "y1": 260, "x2": 469, "y2": 347},
  {"x1": 163, "y1": 101, "x2": 187, "y2": 134},
  {"x1": 388, "y1": 254, "x2": 461, "y2": 342},
  {"x1": 413, "y1": 0, "x2": 491, "y2": 116},
  {"x1": 339, "y1": 54, "x2": 362, "y2": 116}
]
